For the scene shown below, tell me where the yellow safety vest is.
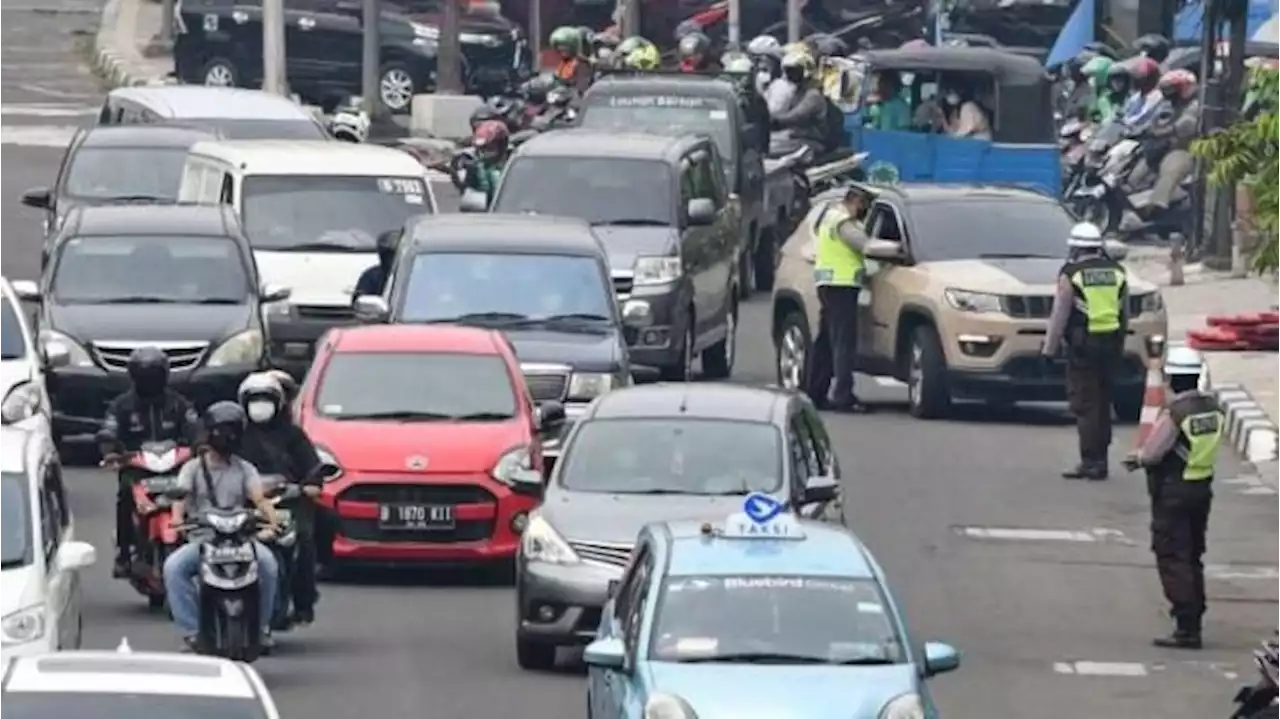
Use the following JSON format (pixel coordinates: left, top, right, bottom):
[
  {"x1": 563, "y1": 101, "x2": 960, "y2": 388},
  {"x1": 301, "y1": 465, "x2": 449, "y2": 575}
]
[
  {"x1": 1172, "y1": 398, "x2": 1225, "y2": 481},
  {"x1": 1064, "y1": 257, "x2": 1125, "y2": 334},
  {"x1": 813, "y1": 207, "x2": 865, "y2": 287}
]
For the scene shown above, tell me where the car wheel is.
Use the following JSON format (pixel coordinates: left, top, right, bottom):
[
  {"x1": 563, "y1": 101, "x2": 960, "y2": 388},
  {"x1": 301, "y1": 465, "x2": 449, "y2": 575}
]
[
  {"x1": 701, "y1": 301, "x2": 736, "y2": 380},
  {"x1": 754, "y1": 228, "x2": 777, "y2": 293},
  {"x1": 201, "y1": 57, "x2": 239, "y2": 87},
  {"x1": 1113, "y1": 386, "x2": 1144, "y2": 423},
  {"x1": 516, "y1": 638, "x2": 557, "y2": 671},
  {"x1": 774, "y1": 310, "x2": 810, "y2": 391},
  {"x1": 906, "y1": 326, "x2": 950, "y2": 419},
  {"x1": 378, "y1": 62, "x2": 417, "y2": 114},
  {"x1": 660, "y1": 318, "x2": 695, "y2": 381}
]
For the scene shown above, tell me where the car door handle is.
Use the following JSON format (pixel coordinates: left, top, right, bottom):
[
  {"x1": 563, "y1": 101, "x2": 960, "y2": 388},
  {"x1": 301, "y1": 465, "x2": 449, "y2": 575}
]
[{"x1": 298, "y1": 16, "x2": 316, "y2": 29}]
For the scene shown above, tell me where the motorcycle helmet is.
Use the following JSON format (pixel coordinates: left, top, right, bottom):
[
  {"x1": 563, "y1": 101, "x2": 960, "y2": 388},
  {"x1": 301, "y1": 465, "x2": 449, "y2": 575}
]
[
  {"x1": 468, "y1": 103, "x2": 504, "y2": 132},
  {"x1": 677, "y1": 32, "x2": 711, "y2": 65},
  {"x1": 203, "y1": 401, "x2": 247, "y2": 455},
  {"x1": 781, "y1": 50, "x2": 814, "y2": 84},
  {"x1": 809, "y1": 33, "x2": 848, "y2": 57},
  {"x1": 617, "y1": 35, "x2": 648, "y2": 57},
  {"x1": 1119, "y1": 55, "x2": 1162, "y2": 92},
  {"x1": 127, "y1": 346, "x2": 170, "y2": 400},
  {"x1": 1066, "y1": 221, "x2": 1104, "y2": 249},
  {"x1": 1083, "y1": 41, "x2": 1118, "y2": 59},
  {"x1": 1133, "y1": 33, "x2": 1171, "y2": 63},
  {"x1": 329, "y1": 104, "x2": 370, "y2": 142},
  {"x1": 1164, "y1": 345, "x2": 1207, "y2": 393},
  {"x1": 265, "y1": 369, "x2": 299, "y2": 405},
  {"x1": 375, "y1": 227, "x2": 402, "y2": 267},
  {"x1": 549, "y1": 26, "x2": 582, "y2": 57},
  {"x1": 623, "y1": 41, "x2": 661, "y2": 70},
  {"x1": 1106, "y1": 65, "x2": 1131, "y2": 95},
  {"x1": 746, "y1": 34, "x2": 782, "y2": 57},
  {"x1": 237, "y1": 372, "x2": 286, "y2": 425},
  {"x1": 472, "y1": 120, "x2": 510, "y2": 162},
  {"x1": 721, "y1": 51, "x2": 753, "y2": 76},
  {"x1": 1080, "y1": 55, "x2": 1113, "y2": 84},
  {"x1": 1158, "y1": 69, "x2": 1197, "y2": 101}
]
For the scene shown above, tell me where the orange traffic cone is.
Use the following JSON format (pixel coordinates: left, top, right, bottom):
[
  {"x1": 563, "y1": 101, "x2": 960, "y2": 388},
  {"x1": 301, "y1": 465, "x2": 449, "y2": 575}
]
[{"x1": 1133, "y1": 353, "x2": 1167, "y2": 450}]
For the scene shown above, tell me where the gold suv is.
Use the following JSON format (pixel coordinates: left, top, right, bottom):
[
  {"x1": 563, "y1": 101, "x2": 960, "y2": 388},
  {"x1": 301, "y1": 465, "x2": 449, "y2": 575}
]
[{"x1": 770, "y1": 184, "x2": 1169, "y2": 419}]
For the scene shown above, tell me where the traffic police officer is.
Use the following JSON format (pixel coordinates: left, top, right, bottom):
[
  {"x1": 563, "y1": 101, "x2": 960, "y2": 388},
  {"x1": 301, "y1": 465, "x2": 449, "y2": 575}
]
[
  {"x1": 807, "y1": 187, "x2": 871, "y2": 413},
  {"x1": 1124, "y1": 346, "x2": 1221, "y2": 649},
  {"x1": 1043, "y1": 222, "x2": 1128, "y2": 479}
]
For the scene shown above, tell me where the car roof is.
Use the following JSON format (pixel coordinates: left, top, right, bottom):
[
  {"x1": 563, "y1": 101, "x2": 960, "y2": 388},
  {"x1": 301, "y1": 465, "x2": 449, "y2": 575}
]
[
  {"x1": 186, "y1": 140, "x2": 425, "y2": 176},
  {"x1": 0, "y1": 426, "x2": 32, "y2": 474},
  {"x1": 854, "y1": 182, "x2": 1058, "y2": 207},
  {"x1": 329, "y1": 324, "x2": 505, "y2": 355},
  {"x1": 106, "y1": 85, "x2": 315, "y2": 120},
  {"x1": 514, "y1": 129, "x2": 699, "y2": 162},
  {"x1": 856, "y1": 46, "x2": 1046, "y2": 84},
  {"x1": 3, "y1": 650, "x2": 264, "y2": 700},
  {"x1": 78, "y1": 125, "x2": 218, "y2": 148},
  {"x1": 407, "y1": 214, "x2": 603, "y2": 255},
  {"x1": 588, "y1": 383, "x2": 789, "y2": 423},
  {"x1": 589, "y1": 73, "x2": 739, "y2": 100},
  {"x1": 64, "y1": 204, "x2": 238, "y2": 238},
  {"x1": 658, "y1": 520, "x2": 877, "y2": 579}
]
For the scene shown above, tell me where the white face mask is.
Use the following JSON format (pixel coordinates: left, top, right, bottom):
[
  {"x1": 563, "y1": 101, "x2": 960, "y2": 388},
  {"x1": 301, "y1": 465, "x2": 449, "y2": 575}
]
[
  {"x1": 246, "y1": 400, "x2": 277, "y2": 424},
  {"x1": 945, "y1": 92, "x2": 961, "y2": 105}
]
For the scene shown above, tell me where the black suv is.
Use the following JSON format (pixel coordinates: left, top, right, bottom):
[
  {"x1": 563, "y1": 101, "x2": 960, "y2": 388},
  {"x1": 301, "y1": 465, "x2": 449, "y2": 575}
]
[
  {"x1": 30, "y1": 204, "x2": 289, "y2": 442},
  {"x1": 175, "y1": 0, "x2": 530, "y2": 112}
]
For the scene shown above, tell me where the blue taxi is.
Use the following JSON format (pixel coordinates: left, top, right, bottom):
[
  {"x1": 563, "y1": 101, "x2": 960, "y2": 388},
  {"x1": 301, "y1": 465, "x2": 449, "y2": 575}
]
[{"x1": 583, "y1": 494, "x2": 960, "y2": 719}]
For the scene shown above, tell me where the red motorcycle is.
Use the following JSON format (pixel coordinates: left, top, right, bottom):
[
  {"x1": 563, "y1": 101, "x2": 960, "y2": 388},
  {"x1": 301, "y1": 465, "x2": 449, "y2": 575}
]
[{"x1": 112, "y1": 440, "x2": 192, "y2": 609}]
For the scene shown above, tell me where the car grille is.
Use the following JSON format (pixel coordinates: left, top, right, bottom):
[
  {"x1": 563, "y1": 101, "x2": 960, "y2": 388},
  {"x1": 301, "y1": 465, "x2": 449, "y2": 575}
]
[
  {"x1": 338, "y1": 517, "x2": 495, "y2": 544},
  {"x1": 92, "y1": 342, "x2": 208, "y2": 372},
  {"x1": 339, "y1": 483, "x2": 496, "y2": 505},
  {"x1": 567, "y1": 540, "x2": 632, "y2": 567},
  {"x1": 1001, "y1": 295, "x2": 1054, "y2": 319},
  {"x1": 612, "y1": 273, "x2": 634, "y2": 301},
  {"x1": 522, "y1": 369, "x2": 569, "y2": 402},
  {"x1": 295, "y1": 304, "x2": 356, "y2": 321}
]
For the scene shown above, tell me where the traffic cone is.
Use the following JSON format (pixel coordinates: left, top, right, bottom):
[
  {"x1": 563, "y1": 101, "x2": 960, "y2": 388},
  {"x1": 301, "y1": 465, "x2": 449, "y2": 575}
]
[{"x1": 1134, "y1": 353, "x2": 1168, "y2": 449}]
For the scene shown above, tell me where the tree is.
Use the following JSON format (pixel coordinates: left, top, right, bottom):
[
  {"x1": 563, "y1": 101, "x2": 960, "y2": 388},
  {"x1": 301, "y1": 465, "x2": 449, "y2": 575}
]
[{"x1": 1191, "y1": 66, "x2": 1279, "y2": 274}]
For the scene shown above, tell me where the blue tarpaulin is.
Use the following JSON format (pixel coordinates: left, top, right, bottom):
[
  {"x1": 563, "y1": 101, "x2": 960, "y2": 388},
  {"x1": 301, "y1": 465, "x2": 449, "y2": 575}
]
[
  {"x1": 1174, "y1": 0, "x2": 1279, "y2": 42},
  {"x1": 1044, "y1": 0, "x2": 1095, "y2": 68}
]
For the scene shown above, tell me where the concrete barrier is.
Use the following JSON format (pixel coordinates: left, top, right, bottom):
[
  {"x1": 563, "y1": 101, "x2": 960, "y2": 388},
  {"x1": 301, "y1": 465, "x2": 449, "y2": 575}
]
[{"x1": 410, "y1": 94, "x2": 485, "y2": 141}]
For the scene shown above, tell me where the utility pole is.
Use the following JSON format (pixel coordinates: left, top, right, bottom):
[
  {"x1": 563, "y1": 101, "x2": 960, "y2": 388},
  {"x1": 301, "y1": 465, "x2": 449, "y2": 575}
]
[
  {"x1": 529, "y1": 0, "x2": 542, "y2": 66},
  {"x1": 437, "y1": 0, "x2": 464, "y2": 94},
  {"x1": 727, "y1": 0, "x2": 740, "y2": 49},
  {"x1": 262, "y1": 0, "x2": 288, "y2": 96},
  {"x1": 786, "y1": 0, "x2": 802, "y2": 43},
  {"x1": 362, "y1": 0, "x2": 382, "y2": 116}
]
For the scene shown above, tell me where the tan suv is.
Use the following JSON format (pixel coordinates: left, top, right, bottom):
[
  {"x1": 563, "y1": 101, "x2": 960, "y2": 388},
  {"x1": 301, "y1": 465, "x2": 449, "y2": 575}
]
[{"x1": 770, "y1": 184, "x2": 1169, "y2": 420}]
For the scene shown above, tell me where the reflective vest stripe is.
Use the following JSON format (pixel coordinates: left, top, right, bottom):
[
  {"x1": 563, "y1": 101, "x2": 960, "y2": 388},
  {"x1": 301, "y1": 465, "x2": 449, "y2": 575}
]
[{"x1": 1175, "y1": 410, "x2": 1225, "y2": 481}]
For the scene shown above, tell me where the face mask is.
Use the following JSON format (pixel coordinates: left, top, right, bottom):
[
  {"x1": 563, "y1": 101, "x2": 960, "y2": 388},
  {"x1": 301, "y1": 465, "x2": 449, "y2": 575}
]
[
  {"x1": 756, "y1": 70, "x2": 772, "y2": 88},
  {"x1": 207, "y1": 430, "x2": 240, "y2": 456},
  {"x1": 944, "y1": 93, "x2": 960, "y2": 105},
  {"x1": 246, "y1": 400, "x2": 277, "y2": 424}
]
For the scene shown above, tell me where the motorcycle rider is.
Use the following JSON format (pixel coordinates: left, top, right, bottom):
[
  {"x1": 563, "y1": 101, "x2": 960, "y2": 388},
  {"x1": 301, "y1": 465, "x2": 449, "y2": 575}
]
[
  {"x1": 677, "y1": 31, "x2": 720, "y2": 73},
  {"x1": 163, "y1": 402, "x2": 281, "y2": 652},
  {"x1": 459, "y1": 120, "x2": 511, "y2": 208},
  {"x1": 99, "y1": 347, "x2": 201, "y2": 578},
  {"x1": 1128, "y1": 69, "x2": 1200, "y2": 216},
  {"x1": 352, "y1": 229, "x2": 401, "y2": 303},
  {"x1": 1080, "y1": 55, "x2": 1118, "y2": 122},
  {"x1": 1132, "y1": 33, "x2": 1172, "y2": 64},
  {"x1": 1118, "y1": 55, "x2": 1163, "y2": 128},
  {"x1": 770, "y1": 51, "x2": 829, "y2": 155},
  {"x1": 1059, "y1": 53, "x2": 1097, "y2": 121},
  {"x1": 550, "y1": 26, "x2": 593, "y2": 93},
  {"x1": 722, "y1": 51, "x2": 771, "y2": 153},
  {"x1": 237, "y1": 372, "x2": 323, "y2": 626},
  {"x1": 748, "y1": 35, "x2": 794, "y2": 114}
]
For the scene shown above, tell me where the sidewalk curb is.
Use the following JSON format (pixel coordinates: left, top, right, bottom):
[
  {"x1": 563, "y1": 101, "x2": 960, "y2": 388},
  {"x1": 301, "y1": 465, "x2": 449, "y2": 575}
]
[
  {"x1": 1211, "y1": 382, "x2": 1280, "y2": 470},
  {"x1": 93, "y1": 0, "x2": 150, "y2": 88}
]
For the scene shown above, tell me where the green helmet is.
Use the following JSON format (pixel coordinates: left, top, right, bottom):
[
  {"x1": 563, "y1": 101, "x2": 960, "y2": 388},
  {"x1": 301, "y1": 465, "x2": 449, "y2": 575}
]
[
  {"x1": 624, "y1": 42, "x2": 660, "y2": 70},
  {"x1": 1080, "y1": 55, "x2": 1113, "y2": 81},
  {"x1": 550, "y1": 26, "x2": 582, "y2": 55}
]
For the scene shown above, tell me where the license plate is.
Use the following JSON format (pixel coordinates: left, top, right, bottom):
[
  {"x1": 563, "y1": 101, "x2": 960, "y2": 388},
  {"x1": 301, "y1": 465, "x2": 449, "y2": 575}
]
[
  {"x1": 378, "y1": 504, "x2": 454, "y2": 530},
  {"x1": 206, "y1": 544, "x2": 254, "y2": 564}
]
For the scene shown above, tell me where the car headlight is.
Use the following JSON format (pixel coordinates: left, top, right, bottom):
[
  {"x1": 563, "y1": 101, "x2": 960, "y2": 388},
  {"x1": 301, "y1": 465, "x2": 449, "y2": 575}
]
[
  {"x1": 206, "y1": 330, "x2": 264, "y2": 367},
  {"x1": 943, "y1": 289, "x2": 1002, "y2": 314},
  {"x1": 38, "y1": 330, "x2": 93, "y2": 368},
  {"x1": 633, "y1": 256, "x2": 682, "y2": 286},
  {"x1": 315, "y1": 445, "x2": 343, "y2": 482},
  {"x1": 645, "y1": 693, "x2": 699, "y2": 719},
  {"x1": 492, "y1": 445, "x2": 542, "y2": 486},
  {"x1": 879, "y1": 693, "x2": 924, "y2": 719},
  {"x1": 1136, "y1": 291, "x2": 1164, "y2": 314},
  {"x1": 265, "y1": 301, "x2": 293, "y2": 318},
  {"x1": 206, "y1": 512, "x2": 250, "y2": 534},
  {"x1": 2, "y1": 605, "x2": 46, "y2": 645},
  {"x1": 521, "y1": 515, "x2": 579, "y2": 564},
  {"x1": 567, "y1": 372, "x2": 621, "y2": 401},
  {"x1": 1, "y1": 382, "x2": 42, "y2": 425}
]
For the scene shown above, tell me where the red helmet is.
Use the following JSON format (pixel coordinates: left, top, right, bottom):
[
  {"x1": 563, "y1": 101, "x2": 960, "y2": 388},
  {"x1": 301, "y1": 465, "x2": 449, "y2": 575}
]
[
  {"x1": 1122, "y1": 55, "x2": 1161, "y2": 81},
  {"x1": 473, "y1": 120, "x2": 510, "y2": 154},
  {"x1": 900, "y1": 38, "x2": 930, "y2": 49},
  {"x1": 1157, "y1": 69, "x2": 1197, "y2": 100}
]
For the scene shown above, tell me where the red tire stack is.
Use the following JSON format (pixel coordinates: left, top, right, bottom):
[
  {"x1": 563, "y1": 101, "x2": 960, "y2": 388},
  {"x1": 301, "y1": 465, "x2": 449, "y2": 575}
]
[{"x1": 1187, "y1": 311, "x2": 1280, "y2": 351}]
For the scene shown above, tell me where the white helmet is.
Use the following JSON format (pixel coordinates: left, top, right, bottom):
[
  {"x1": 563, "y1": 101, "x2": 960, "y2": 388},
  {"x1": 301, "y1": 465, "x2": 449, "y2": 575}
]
[
  {"x1": 1067, "y1": 221, "x2": 1104, "y2": 249},
  {"x1": 237, "y1": 371, "x2": 285, "y2": 423},
  {"x1": 1164, "y1": 345, "x2": 1206, "y2": 377},
  {"x1": 747, "y1": 35, "x2": 782, "y2": 57}
]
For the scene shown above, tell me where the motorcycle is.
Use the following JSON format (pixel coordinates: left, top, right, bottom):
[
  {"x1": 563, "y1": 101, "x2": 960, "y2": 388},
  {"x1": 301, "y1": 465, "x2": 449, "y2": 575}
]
[
  {"x1": 113, "y1": 440, "x2": 192, "y2": 609},
  {"x1": 260, "y1": 475, "x2": 301, "y2": 632},
  {"x1": 1058, "y1": 118, "x2": 1093, "y2": 193},
  {"x1": 1231, "y1": 637, "x2": 1279, "y2": 719},
  {"x1": 1068, "y1": 121, "x2": 1145, "y2": 231}
]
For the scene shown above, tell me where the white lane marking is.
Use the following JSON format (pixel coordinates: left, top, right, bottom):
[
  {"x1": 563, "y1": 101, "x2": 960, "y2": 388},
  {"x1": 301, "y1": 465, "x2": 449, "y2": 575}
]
[
  {"x1": 1205, "y1": 565, "x2": 1279, "y2": 580},
  {"x1": 1220, "y1": 475, "x2": 1278, "y2": 496},
  {"x1": 1, "y1": 124, "x2": 80, "y2": 146},
  {"x1": 960, "y1": 527, "x2": 1098, "y2": 542},
  {"x1": 873, "y1": 377, "x2": 906, "y2": 388},
  {"x1": 1054, "y1": 661, "x2": 1148, "y2": 677},
  {"x1": 0, "y1": 103, "x2": 97, "y2": 117}
]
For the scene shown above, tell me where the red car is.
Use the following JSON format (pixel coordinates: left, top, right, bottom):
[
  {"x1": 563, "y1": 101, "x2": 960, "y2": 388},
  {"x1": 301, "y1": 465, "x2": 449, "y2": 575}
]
[{"x1": 299, "y1": 324, "x2": 562, "y2": 567}]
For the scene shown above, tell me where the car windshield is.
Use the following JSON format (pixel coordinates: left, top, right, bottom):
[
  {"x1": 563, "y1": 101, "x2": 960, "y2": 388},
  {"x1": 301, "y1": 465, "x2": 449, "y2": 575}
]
[
  {"x1": 195, "y1": 118, "x2": 328, "y2": 140},
  {"x1": 907, "y1": 199, "x2": 1075, "y2": 262},
  {"x1": 559, "y1": 419, "x2": 782, "y2": 494},
  {"x1": 2, "y1": 472, "x2": 32, "y2": 569},
  {"x1": 241, "y1": 175, "x2": 431, "y2": 251},
  {"x1": 52, "y1": 235, "x2": 250, "y2": 304},
  {"x1": 63, "y1": 147, "x2": 189, "y2": 201},
  {"x1": 649, "y1": 575, "x2": 906, "y2": 665},
  {"x1": 3, "y1": 693, "x2": 268, "y2": 719},
  {"x1": 399, "y1": 252, "x2": 614, "y2": 325},
  {"x1": 494, "y1": 158, "x2": 674, "y2": 226},
  {"x1": 315, "y1": 352, "x2": 518, "y2": 420},
  {"x1": 580, "y1": 94, "x2": 735, "y2": 173},
  {"x1": 2, "y1": 296, "x2": 26, "y2": 360}
]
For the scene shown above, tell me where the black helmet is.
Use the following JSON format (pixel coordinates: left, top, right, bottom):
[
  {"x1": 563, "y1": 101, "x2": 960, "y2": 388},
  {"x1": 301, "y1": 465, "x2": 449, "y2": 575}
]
[
  {"x1": 203, "y1": 401, "x2": 247, "y2": 455},
  {"x1": 677, "y1": 31, "x2": 711, "y2": 61},
  {"x1": 127, "y1": 346, "x2": 170, "y2": 399},
  {"x1": 468, "y1": 104, "x2": 504, "y2": 132},
  {"x1": 1083, "y1": 41, "x2": 1117, "y2": 59},
  {"x1": 809, "y1": 33, "x2": 848, "y2": 57},
  {"x1": 1133, "y1": 33, "x2": 1171, "y2": 63},
  {"x1": 376, "y1": 228, "x2": 401, "y2": 263}
]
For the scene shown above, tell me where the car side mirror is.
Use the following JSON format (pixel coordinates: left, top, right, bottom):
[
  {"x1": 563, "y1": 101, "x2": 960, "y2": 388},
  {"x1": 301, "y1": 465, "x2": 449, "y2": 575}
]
[
  {"x1": 535, "y1": 400, "x2": 566, "y2": 429},
  {"x1": 686, "y1": 198, "x2": 717, "y2": 226},
  {"x1": 261, "y1": 283, "x2": 291, "y2": 303},
  {"x1": 55, "y1": 540, "x2": 96, "y2": 571},
  {"x1": 10, "y1": 280, "x2": 41, "y2": 302},
  {"x1": 1103, "y1": 239, "x2": 1129, "y2": 260},
  {"x1": 583, "y1": 636, "x2": 628, "y2": 670},
  {"x1": 801, "y1": 475, "x2": 839, "y2": 504},
  {"x1": 459, "y1": 190, "x2": 488, "y2": 213},
  {"x1": 353, "y1": 295, "x2": 389, "y2": 322},
  {"x1": 862, "y1": 239, "x2": 906, "y2": 263},
  {"x1": 21, "y1": 187, "x2": 52, "y2": 210},
  {"x1": 42, "y1": 341, "x2": 71, "y2": 369},
  {"x1": 923, "y1": 641, "x2": 961, "y2": 677}
]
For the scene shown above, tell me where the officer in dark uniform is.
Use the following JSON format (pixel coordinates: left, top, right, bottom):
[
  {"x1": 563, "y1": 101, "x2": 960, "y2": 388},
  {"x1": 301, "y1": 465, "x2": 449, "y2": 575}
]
[
  {"x1": 1042, "y1": 222, "x2": 1128, "y2": 480},
  {"x1": 351, "y1": 229, "x2": 401, "y2": 303},
  {"x1": 1124, "y1": 346, "x2": 1222, "y2": 649}
]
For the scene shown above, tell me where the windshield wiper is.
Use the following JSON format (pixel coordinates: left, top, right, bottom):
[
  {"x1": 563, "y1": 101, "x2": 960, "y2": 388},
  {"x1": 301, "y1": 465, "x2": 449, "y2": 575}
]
[
  {"x1": 193, "y1": 298, "x2": 243, "y2": 305},
  {"x1": 678, "y1": 652, "x2": 834, "y2": 665},
  {"x1": 977, "y1": 252, "x2": 1058, "y2": 259},
  {"x1": 829, "y1": 657, "x2": 896, "y2": 666},
  {"x1": 453, "y1": 411, "x2": 515, "y2": 421},
  {"x1": 101, "y1": 194, "x2": 169, "y2": 203},
  {"x1": 597, "y1": 219, "x2": 671, "y2": 227},
  {"x1": 542, "y1": 313, "x2": 611, "y2": 323},
  {"x1": 334, "y1": 410, "x2": 453, "y2": 421},
  {"x1": 272, "y1": 241, "x2": 366, "y2": 252},
  {"x1": 0, "y1": 558, "x2": 28, "y2": 570},
  {"x1": 425, "y1": 312, "x2": 530, "y2": 326},
  {"x1": 85, "y1": 296, "x2": 177, "y2": 304}
]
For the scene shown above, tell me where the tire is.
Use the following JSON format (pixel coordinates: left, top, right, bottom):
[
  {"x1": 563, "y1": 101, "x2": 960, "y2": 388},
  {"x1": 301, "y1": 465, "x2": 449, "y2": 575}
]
[
  {"x1": 906, "y1": 326, "x2": 950, "y2": 419},
  {"x1": 660, "y1": 316, "x2": 695, "y2": 381},
  {"x1": 774, "y1": 309, "x2": 811, "y2": 391},
  {"x1": 378, "y1": 62, "x2": 418, "y2": 114},
  {"x1": 201, "y1": 57, "x2": 239, "y2": 87},
  {"x1": 701, "y1": 301, "x2": 737, "y2": 380},
  {"x1": 516, "y1": 637, "x2": 557, "y2": 671},
  {"x1": 1113, "y1": 386, "x2": 1144, "y2": 423},
  {"x1": 222, "y1": 614, "x2": 247, "y2": 662},
  {"x1": 753, "y1": 228, "x2": 777, "y2": 292}
]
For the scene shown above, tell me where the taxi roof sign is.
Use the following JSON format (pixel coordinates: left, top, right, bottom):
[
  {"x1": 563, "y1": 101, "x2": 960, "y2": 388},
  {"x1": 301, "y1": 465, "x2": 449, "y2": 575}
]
[{"x1": 720, "y1": 493, "x2": 805, "y2": 540}]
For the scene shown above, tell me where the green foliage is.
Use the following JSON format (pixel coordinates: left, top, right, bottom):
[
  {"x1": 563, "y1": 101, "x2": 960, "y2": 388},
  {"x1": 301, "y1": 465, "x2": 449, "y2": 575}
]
[{"x1": 1191, "y1": 67, "x2": 1279, "y2": 273}]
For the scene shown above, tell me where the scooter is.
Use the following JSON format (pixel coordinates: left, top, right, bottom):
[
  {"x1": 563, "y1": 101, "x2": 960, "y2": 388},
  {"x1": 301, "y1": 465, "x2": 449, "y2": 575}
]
[
  {"x1": 177, "y1": 507, "x2": 270, "y2": 662},
  {"x1": 1231, "y1": 637, "x2": 1279, "y2": 718},
  {"x1": 113, "y1": 440, "x2": 192, "y2": 609}
]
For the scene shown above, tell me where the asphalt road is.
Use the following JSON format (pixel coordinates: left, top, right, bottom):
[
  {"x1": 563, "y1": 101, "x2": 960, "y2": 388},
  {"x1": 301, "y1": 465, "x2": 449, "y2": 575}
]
[{"x1": 3, "y1": 33, "x2": 1278, "y2": 718}]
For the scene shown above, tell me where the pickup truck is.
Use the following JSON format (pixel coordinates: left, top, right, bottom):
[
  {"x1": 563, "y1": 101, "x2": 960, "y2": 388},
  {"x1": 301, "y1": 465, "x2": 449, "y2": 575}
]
[{"x1": 577, "y1": 72, "x2": 804, "y2": 295}]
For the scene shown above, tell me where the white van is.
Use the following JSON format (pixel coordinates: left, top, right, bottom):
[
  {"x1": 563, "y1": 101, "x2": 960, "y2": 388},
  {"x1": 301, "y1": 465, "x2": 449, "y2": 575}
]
[{"x1": 177, "y1": 140, "x2": 437, "y2": 372}]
